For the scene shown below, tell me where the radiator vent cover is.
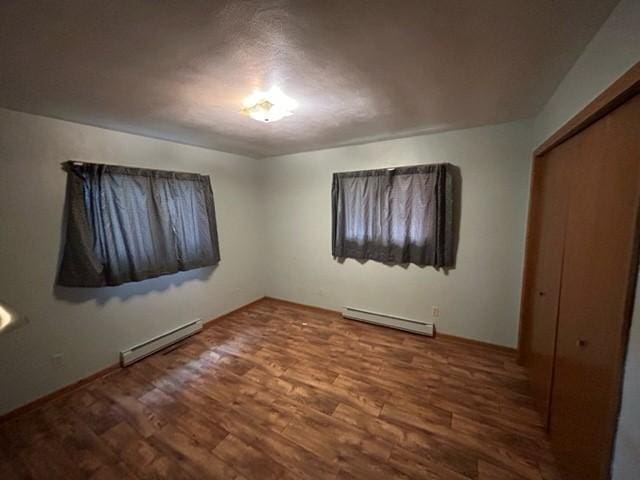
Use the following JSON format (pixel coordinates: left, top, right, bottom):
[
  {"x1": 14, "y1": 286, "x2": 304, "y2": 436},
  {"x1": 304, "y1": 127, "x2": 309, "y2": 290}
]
[
  {"x1": 120, "y1": 319, "x2": 203, "y2": 366},
  {"x1": 342, "y1": 306, "x2": 434, "y2": 336}
]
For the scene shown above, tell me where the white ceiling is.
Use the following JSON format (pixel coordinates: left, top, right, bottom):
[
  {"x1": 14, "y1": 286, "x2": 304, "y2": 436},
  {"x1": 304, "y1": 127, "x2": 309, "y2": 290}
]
[{"x1": 0, "y1": 0, "x2": 619, "y2": 158}]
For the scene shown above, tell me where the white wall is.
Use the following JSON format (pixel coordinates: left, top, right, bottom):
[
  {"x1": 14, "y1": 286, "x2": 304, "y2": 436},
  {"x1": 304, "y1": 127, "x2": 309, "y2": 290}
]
[
  {"x1": 614, "y1": 268, "x2": 640, "y2": 480},
  {"x1": 0, "y1": 108, "x2": 264, "y2": 415},
  {"x1": 262, "y1": 120, "x2": 532, "y2": 348},
  {"x1": 533, "y1": 0, "x2": 640, "y2": 146},
  {"x1": 530, "y1": 1, "x2": 640, "y2": 477}
]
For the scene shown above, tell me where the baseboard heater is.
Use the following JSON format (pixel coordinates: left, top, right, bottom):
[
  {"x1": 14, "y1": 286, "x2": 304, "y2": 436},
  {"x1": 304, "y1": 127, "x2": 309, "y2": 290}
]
[
  {"x1": 342, "y1": 306, "x2": 434, "y2": 337},
  {"x1": 120, "y1": 318, "x2": 203, "y2": 367}
]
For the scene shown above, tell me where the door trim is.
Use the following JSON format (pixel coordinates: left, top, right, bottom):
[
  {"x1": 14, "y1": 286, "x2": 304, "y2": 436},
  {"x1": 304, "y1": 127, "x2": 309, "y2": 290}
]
[
  {"x1": 519, "y1": 60, "x2": 640, "y2": 362},
  {"x1": 518, "y1": 61, "x2": 640, "y2": 478},
  {"x1": 534, "y1": 62, "x2": 640, "y2": 157}
]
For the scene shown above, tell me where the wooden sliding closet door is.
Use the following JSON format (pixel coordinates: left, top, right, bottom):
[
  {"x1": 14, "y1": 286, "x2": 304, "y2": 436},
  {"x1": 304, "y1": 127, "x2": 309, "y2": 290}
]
[
  {"x1": 520, "y1": 148, "x2": 570, "y2": 423},
  {"x1": 549, "y1": 93, "x2": 640, "y2": 480}
]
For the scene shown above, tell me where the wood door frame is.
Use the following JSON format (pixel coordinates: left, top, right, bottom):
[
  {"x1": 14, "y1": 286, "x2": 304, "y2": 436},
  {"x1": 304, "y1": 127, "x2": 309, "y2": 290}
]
[
  {"x1": 518, "y1": 61, "x2": 640, "y2": 363},
  {"x1": 517, "y1": 61, "x2": 640, "y2": 477},
  {"x1": 533, "y1": 62, "x2": 640, "y2": 157}
]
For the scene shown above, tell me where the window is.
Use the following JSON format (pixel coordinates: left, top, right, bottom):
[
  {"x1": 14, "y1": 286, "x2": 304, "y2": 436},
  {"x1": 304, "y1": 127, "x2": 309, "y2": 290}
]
[
  {"x1": 331, "y1": 163, "x2": 454, "y2": 267},
  {"x1": 57, "y1": 161, "x2": 220, "y2": 287}
]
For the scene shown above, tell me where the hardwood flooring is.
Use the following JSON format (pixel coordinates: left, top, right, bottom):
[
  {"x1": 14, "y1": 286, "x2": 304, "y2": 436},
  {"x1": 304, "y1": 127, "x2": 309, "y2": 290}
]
[{"x1": 0, "y1": 298, "x2": 560, "y2": 479}]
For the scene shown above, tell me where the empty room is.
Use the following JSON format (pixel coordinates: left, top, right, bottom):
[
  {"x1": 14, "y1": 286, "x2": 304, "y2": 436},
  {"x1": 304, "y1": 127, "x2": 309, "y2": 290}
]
[{"x1": 1, "y1": 1, "x2": 639, "y2": 479}]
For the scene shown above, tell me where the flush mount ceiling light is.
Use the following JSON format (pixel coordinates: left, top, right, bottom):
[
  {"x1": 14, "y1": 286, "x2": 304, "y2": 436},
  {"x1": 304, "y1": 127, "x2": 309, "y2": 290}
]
[{"x1": 241, "y1": 86, "x2": 298, "y2": 123}]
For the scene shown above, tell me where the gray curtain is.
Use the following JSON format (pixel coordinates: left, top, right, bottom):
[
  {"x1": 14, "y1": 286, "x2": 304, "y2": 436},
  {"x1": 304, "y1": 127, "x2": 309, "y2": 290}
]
[
  {"x1": 57, "y1": 161, "x2": 220, "y2": 287},
  {"x1": 332, "y1": 163, "x2": 454, "y2": 267}
]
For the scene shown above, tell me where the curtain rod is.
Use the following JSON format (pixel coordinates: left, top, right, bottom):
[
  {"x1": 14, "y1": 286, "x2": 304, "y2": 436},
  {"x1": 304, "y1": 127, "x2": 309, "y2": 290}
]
[
  {"x1": 60, "y1": 160, "x2": 88, "y2": 167},
  {"x1": 60, "y1": 160, "x2": 208, "y2": 178}
]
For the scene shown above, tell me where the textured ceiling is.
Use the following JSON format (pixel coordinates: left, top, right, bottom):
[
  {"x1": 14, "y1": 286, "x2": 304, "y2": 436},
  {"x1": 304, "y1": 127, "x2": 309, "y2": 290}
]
[{"x1": 0, "y1": 0, "x2": 619, "y2": 158}]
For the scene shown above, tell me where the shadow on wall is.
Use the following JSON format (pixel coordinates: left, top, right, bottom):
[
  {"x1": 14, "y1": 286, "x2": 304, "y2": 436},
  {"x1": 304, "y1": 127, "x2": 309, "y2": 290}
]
[
  {"x1": 53, "y1": 265, "x2": 216, "y2": 305},
  {"x1": 336, "y1": 164, "x2": 462, "y2": 273}
]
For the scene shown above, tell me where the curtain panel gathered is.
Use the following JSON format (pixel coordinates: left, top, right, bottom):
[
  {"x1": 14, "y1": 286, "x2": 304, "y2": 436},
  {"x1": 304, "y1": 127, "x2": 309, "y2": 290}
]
[
  {"x1": 57, "y1": 161, "x2": 220, "y2": 287},
  {"x1": 332, "y1": 163, "x2": 454, "y2": 267}
]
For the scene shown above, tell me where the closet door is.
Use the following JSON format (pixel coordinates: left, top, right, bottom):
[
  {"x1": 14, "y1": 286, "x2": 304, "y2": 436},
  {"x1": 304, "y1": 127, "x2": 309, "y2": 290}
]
[
  {"x1": 521, "y1": 149, "x2": 570, "y2": 423},
  {"x1": 550, "y1": 93, "x2": 640, "y2": 480}
]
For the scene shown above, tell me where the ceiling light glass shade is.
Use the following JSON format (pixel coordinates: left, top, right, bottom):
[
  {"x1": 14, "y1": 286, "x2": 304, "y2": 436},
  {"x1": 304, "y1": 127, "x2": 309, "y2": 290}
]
[{"x1": 241, "y1": 86, "x2": 298, "y2": 123}]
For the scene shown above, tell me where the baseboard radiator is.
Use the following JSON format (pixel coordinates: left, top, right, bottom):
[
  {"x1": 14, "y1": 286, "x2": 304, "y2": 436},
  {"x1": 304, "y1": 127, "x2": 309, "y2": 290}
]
[
  {"x1": 120, "y1": 319, "x2": 203, "y2": 366},
  {"x1": 342, "y1": 306, "x2": 434, "y2": 336}
]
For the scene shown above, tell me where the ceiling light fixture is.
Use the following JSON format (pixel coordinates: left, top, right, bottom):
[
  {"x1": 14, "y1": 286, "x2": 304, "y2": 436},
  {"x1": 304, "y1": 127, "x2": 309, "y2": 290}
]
[{"x1": 241, "y1": 86, "x2": 298, "y2": 123}]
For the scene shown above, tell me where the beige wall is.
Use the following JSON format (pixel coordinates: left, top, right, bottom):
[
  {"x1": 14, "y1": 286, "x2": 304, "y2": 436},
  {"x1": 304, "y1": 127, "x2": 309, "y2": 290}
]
[
  {"x1": 530, "y1": 1, "x2": 640, "y2": 477},
  {"x1": 262, "y1": 120, "x2": 533, "y2": 348},
  {"x1": 0, "y1": 108, "x2": 264, "y2": 415}
]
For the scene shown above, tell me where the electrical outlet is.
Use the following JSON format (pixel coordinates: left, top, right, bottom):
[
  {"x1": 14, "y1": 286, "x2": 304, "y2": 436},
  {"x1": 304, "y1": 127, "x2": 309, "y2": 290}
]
[
  {"x1": 432, "y1": 306, "x2": 440, "y2": 318},
  {"x1": 50, "y1": 353, "x2": 64, "y2": 368}
]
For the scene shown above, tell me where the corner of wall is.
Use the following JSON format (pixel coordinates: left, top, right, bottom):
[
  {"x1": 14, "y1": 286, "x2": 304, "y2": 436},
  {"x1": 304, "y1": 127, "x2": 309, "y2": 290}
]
[{"x1": 532, "y1": 0, "x2": 640, "y2": 147}]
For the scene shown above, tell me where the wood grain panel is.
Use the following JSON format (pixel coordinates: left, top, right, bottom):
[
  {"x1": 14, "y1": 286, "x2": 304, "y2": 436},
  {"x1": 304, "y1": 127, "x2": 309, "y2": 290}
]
[
  {"x1": 549, "y1": 93, "x2": 640, "y2": 480},
  {"x1": 520, "y1": 141, "x2": 572, "y2": 424}
]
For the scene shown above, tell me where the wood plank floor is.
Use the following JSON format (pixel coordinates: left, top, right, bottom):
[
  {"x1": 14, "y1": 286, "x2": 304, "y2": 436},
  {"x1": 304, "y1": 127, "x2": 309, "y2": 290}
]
[{"x1": 0, "y1": 298, "x2": 561, "y2": 479}]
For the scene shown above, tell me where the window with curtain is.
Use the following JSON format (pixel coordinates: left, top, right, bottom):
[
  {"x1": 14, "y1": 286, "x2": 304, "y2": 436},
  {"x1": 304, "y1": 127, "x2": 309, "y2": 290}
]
[
  {"x1": 57, "y1": 161, "x2": 220, "y2": 287},
  {"x1": 331, "y1": 163, "x2": 455, "y2": 267}
]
